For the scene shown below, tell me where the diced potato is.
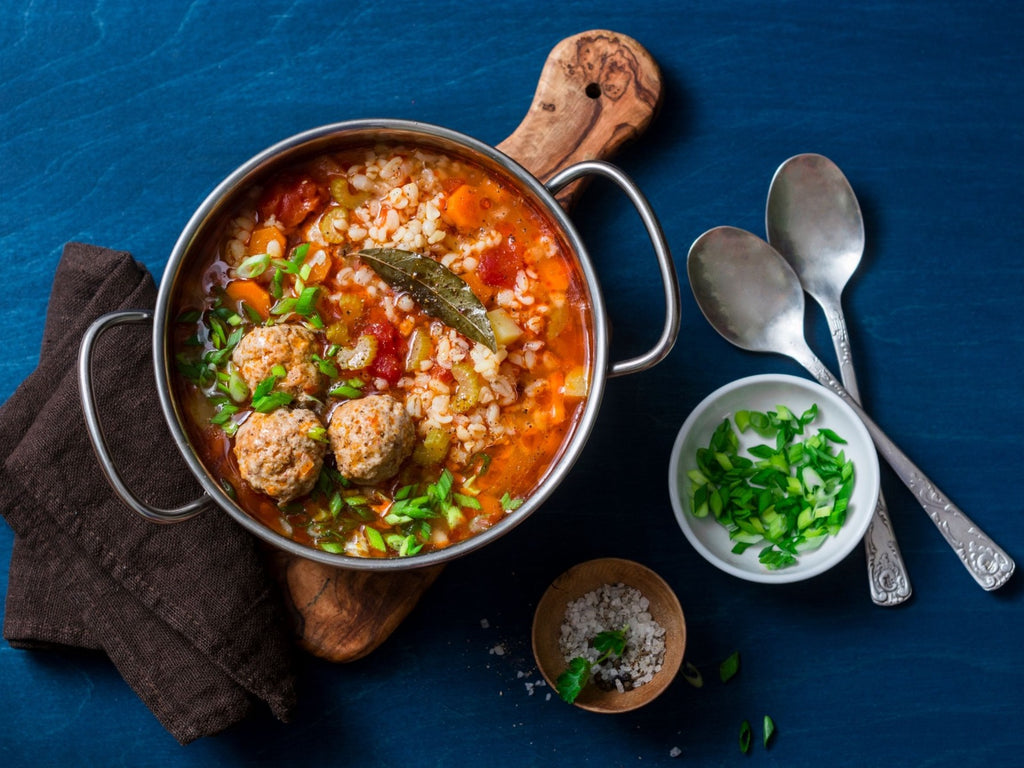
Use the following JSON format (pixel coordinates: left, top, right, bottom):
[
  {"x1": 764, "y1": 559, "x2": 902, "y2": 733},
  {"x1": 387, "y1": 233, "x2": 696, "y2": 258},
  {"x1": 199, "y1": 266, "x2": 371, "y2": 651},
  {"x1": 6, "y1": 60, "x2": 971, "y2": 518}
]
[
  {"x1": 546, "y1": 302, "x2": 568, "y2": 341},
  {"x1": 564, "y1": 365, "x2": 589, "y2": 398},
  {"x1": 487, "y1": 308, "x2": 523, "y2": 347},
  {"x1": 334, "y1": 293, "x2": 364, "y2": 322},
  {"x1": 325, "y1": 321, "x2": 350, "y2": 346}
]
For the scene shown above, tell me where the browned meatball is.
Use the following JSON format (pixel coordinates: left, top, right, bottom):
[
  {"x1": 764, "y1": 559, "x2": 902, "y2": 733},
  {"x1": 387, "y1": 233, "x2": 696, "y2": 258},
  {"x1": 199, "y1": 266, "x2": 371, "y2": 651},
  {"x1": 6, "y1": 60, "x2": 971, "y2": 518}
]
[
  {"x1": 328, "y1": 394, "x2": 415, "y2": 484},
  {"x1": 231, "y1": 324, "x2": 323, "y2": 399},
  {"x1": 233, "y1": 408, "x2": 326, "y2": 502}
]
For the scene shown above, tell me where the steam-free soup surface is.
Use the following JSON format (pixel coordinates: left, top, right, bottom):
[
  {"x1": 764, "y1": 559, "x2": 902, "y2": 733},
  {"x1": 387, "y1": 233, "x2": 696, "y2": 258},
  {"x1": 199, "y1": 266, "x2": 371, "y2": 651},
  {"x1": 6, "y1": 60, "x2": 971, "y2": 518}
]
[{"x1": 172, "y1": 143, "x2": 591, "y2": 558}]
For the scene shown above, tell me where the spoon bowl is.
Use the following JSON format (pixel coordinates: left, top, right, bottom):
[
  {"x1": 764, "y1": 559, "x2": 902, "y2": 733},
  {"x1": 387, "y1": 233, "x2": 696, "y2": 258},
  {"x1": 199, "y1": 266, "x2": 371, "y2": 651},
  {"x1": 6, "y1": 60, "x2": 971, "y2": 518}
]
[
  {"x1": 687, "y1": 226, "x2": 807, "y2": 356},
  {"x1": 766, "y1": 153, "x2": 864, "y2": 304}
]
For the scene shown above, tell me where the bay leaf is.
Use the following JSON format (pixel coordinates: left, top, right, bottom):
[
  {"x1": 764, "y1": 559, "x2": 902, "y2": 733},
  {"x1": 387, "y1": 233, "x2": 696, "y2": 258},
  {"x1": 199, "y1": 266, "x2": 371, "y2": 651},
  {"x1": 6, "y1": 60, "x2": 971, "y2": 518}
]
[{"x1": 358, "y1": 248, "x2": 497, "y2": 352}]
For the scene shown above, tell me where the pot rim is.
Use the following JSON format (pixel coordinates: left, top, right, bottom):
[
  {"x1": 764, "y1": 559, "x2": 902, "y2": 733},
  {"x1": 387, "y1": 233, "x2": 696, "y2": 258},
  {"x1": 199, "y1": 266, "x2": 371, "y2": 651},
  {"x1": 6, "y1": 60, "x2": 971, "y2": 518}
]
[{"x1": 152, "y1": 118, "x2": 611, "y2": 571}]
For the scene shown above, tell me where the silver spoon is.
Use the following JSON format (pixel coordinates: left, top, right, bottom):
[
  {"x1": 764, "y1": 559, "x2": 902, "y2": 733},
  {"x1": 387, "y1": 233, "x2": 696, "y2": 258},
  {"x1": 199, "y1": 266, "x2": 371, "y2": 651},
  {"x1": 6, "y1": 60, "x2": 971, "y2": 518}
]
[
  {"x1": 687, "y1": 225, "x2": 1014, "y2": 591},
  {"x1": 766, "y1": 153, "x2": 911, "y2": 606}
]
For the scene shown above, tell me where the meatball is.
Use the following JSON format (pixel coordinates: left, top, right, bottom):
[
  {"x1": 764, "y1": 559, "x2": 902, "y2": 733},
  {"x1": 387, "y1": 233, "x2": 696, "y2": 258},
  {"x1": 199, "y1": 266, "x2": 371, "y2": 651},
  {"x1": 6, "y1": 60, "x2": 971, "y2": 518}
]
[
  {"x1": 328, "y1": 394, "x2": 416, "y2": 484},
  {"x1": 231, "y1": 324, "x2": 323, "y2": 399},
  {"x1": 233, "y1": 408, "x2": 326, "y2": 502}
]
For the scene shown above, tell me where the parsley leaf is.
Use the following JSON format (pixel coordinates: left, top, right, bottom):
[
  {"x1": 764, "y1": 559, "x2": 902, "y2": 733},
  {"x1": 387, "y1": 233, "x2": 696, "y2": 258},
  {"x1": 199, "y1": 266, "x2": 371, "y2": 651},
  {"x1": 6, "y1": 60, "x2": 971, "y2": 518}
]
[
  {"x1": 593, "y1": 627, "x2": 628, "y2": 662},
  {"x1": 556, "y1": 626, "x2": 629, "y2": 704},
  {"x1": 555, "y1": 657, "x2": 591, "y2": 704}
]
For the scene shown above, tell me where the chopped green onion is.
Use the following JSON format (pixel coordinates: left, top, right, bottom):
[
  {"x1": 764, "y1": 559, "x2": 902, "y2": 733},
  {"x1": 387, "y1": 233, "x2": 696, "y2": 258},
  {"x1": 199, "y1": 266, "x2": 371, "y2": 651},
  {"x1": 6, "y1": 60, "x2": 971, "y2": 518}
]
[
  {"x1": 365, "y1": 527, "x2": 386, "y2": 552},
  {"x1": 307, "y1": 425, "x2": 328, "y2": 443},
  {"x1": 386, "y1": 533, "x2": 424, "y2": 557},
  {"x1": 295, "y1": 286, "x2": 319, "y2": 317},
  {"x1": 312, "y1": 353, "x2": 338, "y2": 378},
  {"x1": 252, "y1": 391, "x2": 293, "y2": 413},
  {"x1": 236, "y1": 252, "x2": 271, "y2": 278},
  {"x1": 270, "y1": 297, "x2": 297, "y2": 316},
  {"x1": 500, "y1": 492, "x2": 524, "y2": 511},
  {"x1": 176, "y1": 309, "x2": 202, "y2": 324},
  {"x1": 241, "y1": 302, "x2": 264, "y2": 325},
  {"x1": 328, "y1": 493, "x2": 343, "y2": 518},
  {"x1": 219, "y1": 478, "x2": 237, "y2": 500},
  {"x1": 688, "y1": 404, "x2": 855, "y2": 570},
  {"x1": 290, "y1": 242, "x2": 310, "y2": 269},
  {"x1": 329, "y1": 377, "x2": 365, "y2": 399},
  {"x1": 681, "y1": 661, "x2": 704, "y2": 688},
  {"x1": 763, "y1": 715, "x2": 776, "y2": 748},
  {"x1": 270, "y1": 267, "x2": 284, "y2": 299},
  {"x1": 739, "y1": 720, "x2": 752, "y2": 754},
  {"x1": 719, "y1": 650, "x2": 740, "y2": 683}
]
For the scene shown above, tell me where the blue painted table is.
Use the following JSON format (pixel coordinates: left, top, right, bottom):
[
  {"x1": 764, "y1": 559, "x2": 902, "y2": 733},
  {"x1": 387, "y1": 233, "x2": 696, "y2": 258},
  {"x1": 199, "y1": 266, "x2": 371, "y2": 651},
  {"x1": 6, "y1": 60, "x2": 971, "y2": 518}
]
[{"x1": 2, "y1": 1, "x2": 1021, "y2": 765}]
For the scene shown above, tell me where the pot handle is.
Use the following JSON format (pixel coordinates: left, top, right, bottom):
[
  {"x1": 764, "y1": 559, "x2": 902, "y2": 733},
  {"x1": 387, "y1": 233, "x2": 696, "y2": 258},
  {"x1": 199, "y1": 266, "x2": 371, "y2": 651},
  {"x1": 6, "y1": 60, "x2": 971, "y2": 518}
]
[
  {"x1": 78, "y1": 309, "x2": 212, "y2": 523},
  {"x1": 544, "y1": 160, "x2": 681, "y2": 378}
]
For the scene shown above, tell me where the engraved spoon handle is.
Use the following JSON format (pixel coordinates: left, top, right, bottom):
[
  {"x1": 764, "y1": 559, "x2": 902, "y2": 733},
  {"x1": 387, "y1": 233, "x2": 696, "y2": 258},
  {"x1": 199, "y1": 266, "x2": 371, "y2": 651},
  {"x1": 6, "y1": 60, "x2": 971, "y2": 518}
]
[
  {"x1": 791, "y1": 341, "x2": 1015, "y2": 591},
  {"x1": 823, "y1": 306, "x2": 912, "y2": 605}
]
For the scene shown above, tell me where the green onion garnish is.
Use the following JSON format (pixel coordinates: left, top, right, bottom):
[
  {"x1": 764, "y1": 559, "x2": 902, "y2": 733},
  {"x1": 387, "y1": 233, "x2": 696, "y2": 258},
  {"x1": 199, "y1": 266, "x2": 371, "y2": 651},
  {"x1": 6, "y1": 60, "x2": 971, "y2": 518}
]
[
  {"x1": 236, "y1": 252, "x2": 271, "y2": 278},
  {"x1": 688, "y1": 404, "x2": 855, "y2": 570}
]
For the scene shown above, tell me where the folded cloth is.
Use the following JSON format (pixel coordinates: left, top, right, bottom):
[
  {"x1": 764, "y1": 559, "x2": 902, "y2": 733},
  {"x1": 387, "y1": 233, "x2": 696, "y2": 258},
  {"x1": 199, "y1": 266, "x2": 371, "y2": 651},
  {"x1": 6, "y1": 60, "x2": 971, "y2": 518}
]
[{"x1": 0, "y1": 243, "x2": 297, "y2": 744}]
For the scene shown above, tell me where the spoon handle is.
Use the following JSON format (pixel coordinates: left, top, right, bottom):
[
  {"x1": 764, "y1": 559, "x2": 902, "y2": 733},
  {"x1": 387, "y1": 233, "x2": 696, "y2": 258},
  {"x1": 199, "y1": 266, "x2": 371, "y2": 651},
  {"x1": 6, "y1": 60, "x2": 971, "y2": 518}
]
[
  {"x1": 824, "y1": 307, "x2": 912, "y2": 605},
  {"x1": 795, "y1": 345, "x2": 1015, "y2": 591}
]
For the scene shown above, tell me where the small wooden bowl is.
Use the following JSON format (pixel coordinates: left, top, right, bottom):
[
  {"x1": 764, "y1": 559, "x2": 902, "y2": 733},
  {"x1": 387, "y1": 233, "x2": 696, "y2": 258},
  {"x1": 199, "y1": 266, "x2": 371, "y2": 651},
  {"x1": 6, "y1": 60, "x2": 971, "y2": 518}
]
[{"x1": 532, "y1": 558, "x2": 685, "y2": 713}]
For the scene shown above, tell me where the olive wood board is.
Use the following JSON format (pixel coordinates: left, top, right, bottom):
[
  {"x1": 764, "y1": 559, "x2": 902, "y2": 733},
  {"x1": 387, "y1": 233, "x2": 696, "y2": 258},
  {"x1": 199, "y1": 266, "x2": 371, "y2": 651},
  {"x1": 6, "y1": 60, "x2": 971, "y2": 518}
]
[{"x1": 271, "y1": 29, "x2": 663, "y2": 663}]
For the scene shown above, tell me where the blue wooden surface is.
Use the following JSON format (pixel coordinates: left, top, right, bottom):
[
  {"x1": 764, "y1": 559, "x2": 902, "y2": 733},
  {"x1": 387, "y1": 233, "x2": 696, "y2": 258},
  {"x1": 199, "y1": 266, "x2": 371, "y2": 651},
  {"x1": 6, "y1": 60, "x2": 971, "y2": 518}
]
[{"x1": 2, "y1": 0, "x2": 1022, "y2": 765}]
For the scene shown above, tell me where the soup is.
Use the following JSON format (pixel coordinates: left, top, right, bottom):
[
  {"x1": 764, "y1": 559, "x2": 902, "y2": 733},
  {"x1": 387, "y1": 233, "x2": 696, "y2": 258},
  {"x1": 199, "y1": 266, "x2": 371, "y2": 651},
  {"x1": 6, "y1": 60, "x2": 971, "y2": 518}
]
[{"x1": 171, "y1": 143, "x2": 592, "y2": 558}]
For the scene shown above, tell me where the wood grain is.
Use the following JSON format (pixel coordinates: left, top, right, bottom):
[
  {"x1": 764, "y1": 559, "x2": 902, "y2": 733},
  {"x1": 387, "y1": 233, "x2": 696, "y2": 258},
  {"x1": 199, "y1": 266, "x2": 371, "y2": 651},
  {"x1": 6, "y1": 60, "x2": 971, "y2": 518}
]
[
  {"x1": 276, "y1": 29, "x2": 662, "y2": 663},
  {"x1": 498, "y1": 30, "x2": 663, "y2": 207}
]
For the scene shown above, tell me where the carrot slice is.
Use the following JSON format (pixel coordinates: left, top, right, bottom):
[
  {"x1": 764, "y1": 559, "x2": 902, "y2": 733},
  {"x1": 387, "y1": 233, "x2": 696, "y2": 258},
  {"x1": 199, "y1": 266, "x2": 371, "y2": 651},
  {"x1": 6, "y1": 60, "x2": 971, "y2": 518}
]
[
  {"x1": 549, "y1": 370, "x2": 566, "y2": 424},
  {"x1": 443, "y1": 184, "x2": 485, "y2": 230},
  {"x1": 536, "y1": 256, "x2": 570, "y2": 292},
  {"x1": 225, "y1": 279, "x2": 272, "y2": 319},
  {"x1": 248, "y1": 226, "x2": 286, "y2": 258},
  {"x1": 303, "y1": 246, "x2": 332, "y2": 284}
]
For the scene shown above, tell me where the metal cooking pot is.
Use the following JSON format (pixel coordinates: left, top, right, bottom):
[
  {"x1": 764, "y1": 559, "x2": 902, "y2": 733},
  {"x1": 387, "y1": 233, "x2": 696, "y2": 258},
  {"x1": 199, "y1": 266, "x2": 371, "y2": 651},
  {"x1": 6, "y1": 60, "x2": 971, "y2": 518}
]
[{"x1": 79, "y1": 119, "x2": 680, "y2": 571}]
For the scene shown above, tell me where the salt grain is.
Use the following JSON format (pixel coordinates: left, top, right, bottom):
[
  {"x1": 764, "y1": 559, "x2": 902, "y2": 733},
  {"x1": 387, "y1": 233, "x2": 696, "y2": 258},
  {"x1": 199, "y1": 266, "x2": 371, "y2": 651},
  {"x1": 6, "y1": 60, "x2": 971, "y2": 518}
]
[{"x1": 559, "y1": 583, "x2": 667, "y2": 692}]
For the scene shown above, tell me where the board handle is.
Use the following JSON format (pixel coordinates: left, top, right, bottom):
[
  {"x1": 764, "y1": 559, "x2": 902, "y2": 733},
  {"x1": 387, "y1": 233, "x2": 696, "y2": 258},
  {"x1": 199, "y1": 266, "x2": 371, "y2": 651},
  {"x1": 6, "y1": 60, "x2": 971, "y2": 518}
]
[{"x1": 497, "y1": 29, "x2": 663, "y2": 208}]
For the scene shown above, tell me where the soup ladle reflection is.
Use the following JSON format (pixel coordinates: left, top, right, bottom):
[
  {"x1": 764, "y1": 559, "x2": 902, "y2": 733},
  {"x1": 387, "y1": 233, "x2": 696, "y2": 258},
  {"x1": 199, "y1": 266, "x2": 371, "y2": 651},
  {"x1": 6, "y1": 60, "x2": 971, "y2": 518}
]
[{"x1": 686, "y1": 225, "x2": 1014, "y2": 591}]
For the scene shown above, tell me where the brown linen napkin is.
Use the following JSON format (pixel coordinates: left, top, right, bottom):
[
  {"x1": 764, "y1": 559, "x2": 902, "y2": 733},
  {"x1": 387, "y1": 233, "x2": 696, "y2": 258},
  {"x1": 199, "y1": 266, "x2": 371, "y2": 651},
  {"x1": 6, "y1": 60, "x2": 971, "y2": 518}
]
[{"x1": 0, "y1": 243, "x2": 297, "y2": 744}]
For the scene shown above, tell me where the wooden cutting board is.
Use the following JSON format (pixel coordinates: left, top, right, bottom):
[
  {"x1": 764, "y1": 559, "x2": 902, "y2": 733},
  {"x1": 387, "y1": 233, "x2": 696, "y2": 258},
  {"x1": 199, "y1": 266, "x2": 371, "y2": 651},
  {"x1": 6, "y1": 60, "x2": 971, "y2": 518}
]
[{"x1": 270, "y1": 29, "x2": 663, "y2": 663}]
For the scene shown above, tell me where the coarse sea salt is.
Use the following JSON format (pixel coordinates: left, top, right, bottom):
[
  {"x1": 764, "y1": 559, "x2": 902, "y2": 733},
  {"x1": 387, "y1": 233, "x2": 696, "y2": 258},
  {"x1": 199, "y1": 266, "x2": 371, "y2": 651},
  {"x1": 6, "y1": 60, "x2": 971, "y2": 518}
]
[{"x1": 559, "y1": 582, "x2": 666, "y2": 692}]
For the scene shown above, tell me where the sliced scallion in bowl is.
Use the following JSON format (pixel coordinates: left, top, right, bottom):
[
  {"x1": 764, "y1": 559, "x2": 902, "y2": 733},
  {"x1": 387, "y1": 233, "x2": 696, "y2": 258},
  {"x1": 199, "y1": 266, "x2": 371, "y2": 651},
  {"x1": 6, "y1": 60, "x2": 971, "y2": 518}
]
[{"x1": 688, "y1": 404, "x2": 855, "y2": 570}]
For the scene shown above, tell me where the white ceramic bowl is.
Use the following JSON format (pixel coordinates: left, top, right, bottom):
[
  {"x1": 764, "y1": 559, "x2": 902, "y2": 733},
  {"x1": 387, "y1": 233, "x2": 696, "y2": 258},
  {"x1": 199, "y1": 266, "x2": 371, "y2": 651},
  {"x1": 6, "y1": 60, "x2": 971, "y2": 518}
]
[{"x1": 667, "y1": 374, "x2": 880, "y2": 583}]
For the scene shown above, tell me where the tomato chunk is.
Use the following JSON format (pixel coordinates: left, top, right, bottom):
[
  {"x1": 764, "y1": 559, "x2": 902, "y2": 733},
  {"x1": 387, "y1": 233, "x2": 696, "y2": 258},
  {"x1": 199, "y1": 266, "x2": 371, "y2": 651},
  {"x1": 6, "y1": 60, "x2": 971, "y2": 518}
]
[
  {"x1": 362, "y1": 321, "x2": 405, "y2": 385},
  {"x1": 258, "y1": 174, "x2": 328, "y2": 228},
  {"x1": 478, "y1": 233, "x2": 524, "y2": 288}
]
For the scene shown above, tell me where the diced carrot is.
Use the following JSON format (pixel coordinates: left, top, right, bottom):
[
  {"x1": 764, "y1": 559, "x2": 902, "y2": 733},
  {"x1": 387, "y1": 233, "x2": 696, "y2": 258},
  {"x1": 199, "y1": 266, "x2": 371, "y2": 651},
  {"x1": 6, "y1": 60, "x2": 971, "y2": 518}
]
[
  {"x1": 549, "y1": 370, "x2": 566, "y2": 424},
  {"x1": 536, "y1": 256, "x2": 571, "y2": 293},
  {"x1": 248, "y1": 226, "x2": 286, "y2": 258},
  {"x1": 303, "y1": 246, "x2": 332, "y2": 284},
  {"x1": 225, "y1": 279, "x2": 272, "y2": 319},
  {"x1": 443, "y1": 184, "x2": 485, "y2": 230}
]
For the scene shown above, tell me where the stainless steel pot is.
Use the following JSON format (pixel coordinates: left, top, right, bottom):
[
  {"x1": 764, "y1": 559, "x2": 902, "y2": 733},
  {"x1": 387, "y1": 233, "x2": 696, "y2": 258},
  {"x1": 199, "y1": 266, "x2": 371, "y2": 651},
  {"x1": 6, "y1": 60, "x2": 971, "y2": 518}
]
[{"x1": 79, "y1": 119, "x2": 680, "y2": 571}]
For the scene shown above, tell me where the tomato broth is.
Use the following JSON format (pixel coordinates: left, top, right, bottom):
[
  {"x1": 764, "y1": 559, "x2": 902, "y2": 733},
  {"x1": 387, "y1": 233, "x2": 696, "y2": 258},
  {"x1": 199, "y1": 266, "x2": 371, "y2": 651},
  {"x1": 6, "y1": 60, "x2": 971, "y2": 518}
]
[{"x1": 171, "y1": 143, "x2": 592, "y2": 558}]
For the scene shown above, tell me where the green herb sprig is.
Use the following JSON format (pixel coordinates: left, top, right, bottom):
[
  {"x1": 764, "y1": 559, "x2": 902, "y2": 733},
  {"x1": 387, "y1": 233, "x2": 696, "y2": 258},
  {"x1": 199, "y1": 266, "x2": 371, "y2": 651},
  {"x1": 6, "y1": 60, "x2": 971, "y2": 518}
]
[{"x1": 555, "y1": 626, "x2": 629, "y2": 704}]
